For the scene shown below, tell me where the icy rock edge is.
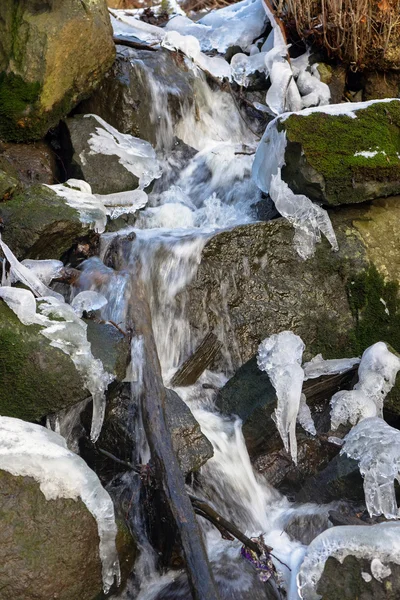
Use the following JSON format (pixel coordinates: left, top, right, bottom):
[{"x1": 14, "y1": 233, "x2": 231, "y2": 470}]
[
  {"x1": 0, "y1": 416, "x2": 121, "y2": 594},
  {"x1": 252, "y1": 117, "x2": 338, "y2": 260},
  {"x1": 0, "y1": 236, "x2": 113, "y2": 442},
  {"x1": 297, "y1": 521, "x2": 400, "y2": 600}
]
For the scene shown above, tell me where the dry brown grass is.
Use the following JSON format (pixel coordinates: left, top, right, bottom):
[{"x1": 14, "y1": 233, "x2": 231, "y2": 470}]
[{"x1": 275, "y1": 0, "x2": 400, "y2": 68}]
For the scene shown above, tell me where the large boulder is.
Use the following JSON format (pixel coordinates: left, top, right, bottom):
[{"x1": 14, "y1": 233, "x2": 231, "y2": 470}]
[
  {"x1": 0, "y1": 469, "x2": 135, "y2": 600},
  {"x1": 0, "y1": 300, "x2": 89, "y2": 421},
  {"x1": 0, "y1": 183, "x2": 90, "y2": 259},
  {"x1": 78, "y1": 47, "x2": 196, "y2": 146},
  {"x1": 185, "y1": 196, "x2": 400, "y2": 373},
  {"x1": 0, "y1": 140, "x2": 57, "y2": 185},
  {"x1": 272, "y1": 100, "x2": 400, "y2": 205},
  {"x1": 0, "y1": 0, "x2": 115, "y2": 142}
]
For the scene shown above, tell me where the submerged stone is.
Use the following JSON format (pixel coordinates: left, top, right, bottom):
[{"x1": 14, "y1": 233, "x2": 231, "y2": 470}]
[{"x1": 0, "y1": 0, "x2": 115, "y2": 141}]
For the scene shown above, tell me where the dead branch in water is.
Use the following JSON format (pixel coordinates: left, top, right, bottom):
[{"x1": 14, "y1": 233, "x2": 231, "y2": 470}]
[
  {"x1": 113, "y1": 36, "x2": 158, "y2": 51},
  {"x1": 171, "y1": 332, "x2": 222, "y2": 387},
  {"x1": 126, "y1": 269, "x2": 221, "y2": 600}
]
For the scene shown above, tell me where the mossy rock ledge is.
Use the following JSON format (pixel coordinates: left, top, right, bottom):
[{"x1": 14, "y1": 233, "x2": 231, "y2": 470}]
[
  {"x1": 277, "y1": 99, "x2": 400, "y2": 205},
  {"x1": 0, "y1": 183, "x2": 89, "y2": 260},
  {"x1": 0, "y1": 0, "x2": 115, "y2": 141},
  {"x1": 0, "y1": 301, "x2": 90, "y2": 421},
  {"x1": 0, "y1": 469, "x2": 135, "y2": 600}
]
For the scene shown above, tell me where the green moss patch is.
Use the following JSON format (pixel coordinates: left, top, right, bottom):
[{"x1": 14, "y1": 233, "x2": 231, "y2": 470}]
[
  {"x1": 0, "y1": 72, "x2": 42, "y2": 140},
  {"x1": 347, "y1": 264, "x2": 400, "y2": 355},
  {"x1": 282, "y1": 100, "x2": 400, "y2": 204}
]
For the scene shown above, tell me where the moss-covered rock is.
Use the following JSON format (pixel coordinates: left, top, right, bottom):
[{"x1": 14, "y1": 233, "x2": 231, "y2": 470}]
[
  {"x1": 0, "y1": 0, "x2": 115, "y2": 141},
  {"x1": 0, "y1": 301, "x2": 90, "y2": 421},
  {"x1": 0, "y1": 469, "x2": 136, "y2": 600},
  {"x1": 278, "y1": 100, "x2": 400, "y2": 205},
  {"x1": 0, "y1": 469, "x2": 103, "y2": 600},
  {"x1": 0, "y1": 183, "x2": 89, "y2": 259},
  {"x1": 0, "y1": 167, "x2": 19, "y2": 200}
]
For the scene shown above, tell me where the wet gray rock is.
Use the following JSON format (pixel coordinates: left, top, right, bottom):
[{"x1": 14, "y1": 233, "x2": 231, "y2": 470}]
[
  {"x1": 62, "y1": 114, "x2": 141, "y2": 194},
  {"x1": 296, "y1": 453, "x2": 364, "y2": 504},
  {"x1": 316, "y1": 555, "x2": 400, "y2": 600},
  {"x1": 78, "y1": 47, "x2": 196, "y2": 147},
  {"x1": 92, "y1": 384, "x2": 213, "y2": 477},
  {"x1": 86, "y1": 320, "x2": 129, "y2": 382},
  {"x1": 0, "y1": 183, "x2": 89, "y2": 260}
]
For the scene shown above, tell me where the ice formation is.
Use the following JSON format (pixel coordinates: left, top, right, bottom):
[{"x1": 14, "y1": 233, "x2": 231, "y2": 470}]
[
  {"x1": 342, "y1": 417, "x2": 400, "y2": 518},
  {"x1": 297, "y1": 521, "x2": 400, "y2": 599},
  {"x1": 162, "y1": 31, "x2": 231, "y2": 81},
  {"x1": 330, "y1": 342, "x2": 400, "y2": 429},
  {"x1": 84, "y1": 115, "x2": 162, "y2": 190},
  {"x1": 109, "y1": 9, "x2": 166, "y2": 44},
  {"x1": 48, "y1": 179, "x2": 150, "y2": 232},
  {"x1": 0, "y1": 416, "x2": 120, "y2": 593},
  {"x1": 252, "y1": 116, "x2": 338, "y2": 259},
  {"x1": 20, "y1": 259, "x2": 64, "y2": 286},
  {"x1": 330, "y1": 390, "x2": 378, "y2": 430},
  {"x1": 0, "y1": 240, "x2": 113, "y2": 442},
  {"x1": 257, "y1": 331, "x2": 307, "y2": 464},
  {"x1": 303, "y1": 354, "x2": 360, "y2": 380},
  {"x1": 48, "y1": 179, "x2": 108, "y2": 233},
  {"x1": 71, "y1": 290, "x2": 108, "y2": 317},
  {"x1": 0, "y1": 237, "x2": 64, "y2": 300},
  {"x1": 166, "y1": 0, "x2": 267, "y2": 53}
]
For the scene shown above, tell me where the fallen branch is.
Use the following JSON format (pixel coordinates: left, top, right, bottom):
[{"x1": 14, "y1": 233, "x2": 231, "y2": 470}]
[
  {"x1": 126, "y1": 270, "x2": 221, "y2": 600},
  {"x1": 171, "y1": 332, "x2": 222, "y2": 387},
  {"x1": 113, "y1": 36, "x2": 158, "y2": 51}
]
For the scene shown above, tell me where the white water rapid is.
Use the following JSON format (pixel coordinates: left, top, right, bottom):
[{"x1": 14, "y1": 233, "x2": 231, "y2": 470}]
[{"x1": 75, "y1": 59, "x2": 330, "y2": 600}]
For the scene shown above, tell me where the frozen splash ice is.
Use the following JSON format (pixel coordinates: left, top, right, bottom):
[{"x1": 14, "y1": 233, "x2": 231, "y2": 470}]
[
  {"x1": 84, "y1": 115, "x2": 162, "y2": 190},
  {"x1": 303, "y1": 354, "x2": 360, "y2": 380},
  {"x1": 341, "y1": 417, "x2": 400, "y2": 519},
  {"x1": 257, "y1": 331, "x2": 308, "y2": 464},
  {"x1": 297, "y1": 521, "x2": 400, "y2": 600},
  {"x1": 330, "y1": 342, "x2": 400, "y2": 429},
  {"x1": 0, "y1": 416, "x2": 120, "y2": 593},
  {"x1": 252, "y1": 119, "x2": 338, "y2": 259}
]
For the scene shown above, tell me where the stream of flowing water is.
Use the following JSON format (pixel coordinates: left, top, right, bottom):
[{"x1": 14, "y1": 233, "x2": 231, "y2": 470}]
[{"x1": 76, "y1": 62, "x2": 330, "y2": 600}]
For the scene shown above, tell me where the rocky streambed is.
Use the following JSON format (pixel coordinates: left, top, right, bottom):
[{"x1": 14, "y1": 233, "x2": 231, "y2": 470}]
[{"x1": 1, "y1": 1, "x2": 400, "y2": 600}]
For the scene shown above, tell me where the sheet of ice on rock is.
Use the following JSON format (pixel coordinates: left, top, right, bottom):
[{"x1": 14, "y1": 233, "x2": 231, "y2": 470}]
[
  {"x1": 252, "y1": 119, "x2": 338, "y2": 259},
  {"x1": 162, "y1": 31, "x2": 231, "y2": 81},
  {"x1": 0, "y1": 416, "x2": 120, "y2": 593},
  {"x1": 166, "y1": 0, "x2": 268, "y2": 53},
  {"x1": 83, "y1": 114, "x2": 162, "y2": 190},
  {"x1": 48, "y1": 179, "x2": 149, "y2": 232},
  {"x1": 298, "y1": 521, "x2": 400, "y2": 600},
  {"x1": 109, "y1": 9, "x2": 166, "y2": 44}
]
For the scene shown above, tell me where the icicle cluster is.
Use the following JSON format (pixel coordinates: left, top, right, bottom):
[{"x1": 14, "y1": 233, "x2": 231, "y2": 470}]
[
  {"x1": 0, "y1": 237, "x2": 113, "y2": 442},
  {"x1": 330, "y1": 342, "x2": 400, "y2": 430}
]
